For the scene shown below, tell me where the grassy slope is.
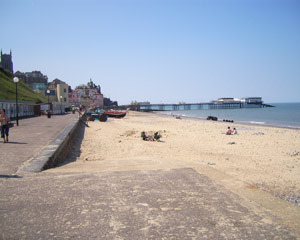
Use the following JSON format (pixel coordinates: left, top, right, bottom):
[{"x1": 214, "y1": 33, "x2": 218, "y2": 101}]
[{"x1": 0, "y1": 68, "x2": 47, "y2": 103}]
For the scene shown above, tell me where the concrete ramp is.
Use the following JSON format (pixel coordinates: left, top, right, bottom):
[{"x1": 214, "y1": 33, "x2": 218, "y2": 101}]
[{"x1": 0, "y1": 168, "x2": 297, "y2": 239}]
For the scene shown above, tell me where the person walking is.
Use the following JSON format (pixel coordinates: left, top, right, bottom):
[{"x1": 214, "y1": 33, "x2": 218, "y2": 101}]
[{"x1": 0, "y1": 109, "x2": 10, "y2": 143}]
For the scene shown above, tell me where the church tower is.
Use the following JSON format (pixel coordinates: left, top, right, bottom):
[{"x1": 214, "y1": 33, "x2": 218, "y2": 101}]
[{"x1": 0, "y1": 50, "x2": 14, "y2": 73}]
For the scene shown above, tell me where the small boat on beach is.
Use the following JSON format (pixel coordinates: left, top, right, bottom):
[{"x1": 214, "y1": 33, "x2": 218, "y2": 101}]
[{"x1": 104, "y1": 111, "x2": 127, "y2": 118}]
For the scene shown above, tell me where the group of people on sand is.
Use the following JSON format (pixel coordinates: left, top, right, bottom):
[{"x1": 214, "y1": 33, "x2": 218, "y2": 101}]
[
  {"x1": 226, "y1": 126, "x2": 237, "y2": 135},
  {"x1": 141, "y1": 131, "x2": 161, "y2": 141},
  {"x1": 0, "y1": 109, "x2": 10, "y2": 143}
]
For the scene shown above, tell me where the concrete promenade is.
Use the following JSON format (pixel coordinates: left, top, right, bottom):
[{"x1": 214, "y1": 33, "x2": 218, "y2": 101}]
[
  {"x1": 0, "y1": 114, "x2": 299, "y2": 239},
  {"x1": 0, "y1": 113, "x2": 79, "y2": 175}
]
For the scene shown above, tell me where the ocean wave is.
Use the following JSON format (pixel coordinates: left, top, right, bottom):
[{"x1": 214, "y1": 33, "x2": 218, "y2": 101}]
[{"x1": 250, "y1": 121, "x2": 266, "y2": 125}]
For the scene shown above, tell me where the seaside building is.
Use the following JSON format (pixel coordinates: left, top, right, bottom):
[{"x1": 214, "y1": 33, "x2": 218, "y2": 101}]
[
  {"x1": 214, "y1": 97, "x2": 263, "y2": 107},
  {"x1": 241, "y1": 97, "x2": 263, "y2": 108},
  {"x1": 47, "y1": 78, "x2": 69, "y2": 107},
  {"x1": 69, "y1": 78, "x2": 118, "y2": 109},
  {"x1": 14, "y1": 70, "x2": 48, "y2": 91},
  {"x1": 87, "y1": 78, "x2": 101, "y2": 93},
  {"x1": 79, "y1": 96, "x2": 91, "y2": 108},
  {"x1": 90, "y1": 93, "x2": 104, "y2": 108},
  {"x1": 217, "y1": 98, "x2": 239, "y2": 103},
  {"x1": 0, "y1": 50, "x2": 13, "y2": 73},
  {"x1": 69, "y1": 90, "x2": 79, "y2": 106},
  {"x1": 241, "y1": 97, "x2": 262, "y2": 104},
  {"x1": 74, "y1": 78, "x2": 104, "y2": 108}
]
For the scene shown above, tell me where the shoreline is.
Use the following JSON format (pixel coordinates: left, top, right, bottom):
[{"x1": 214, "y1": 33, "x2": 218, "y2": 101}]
[{"x1": 155, "y1": 111, "x2": 300, "y2": 130}]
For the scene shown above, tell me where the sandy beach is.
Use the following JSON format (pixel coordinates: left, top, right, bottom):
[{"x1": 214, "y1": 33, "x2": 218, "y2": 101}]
[{"x1": 49, "y1": 111, "x2": 300, "y2": 207}]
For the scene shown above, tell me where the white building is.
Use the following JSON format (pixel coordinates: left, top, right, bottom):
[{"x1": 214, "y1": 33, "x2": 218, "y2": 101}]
[
  {"x1": 241, "y1": 97, "x2": 263, "y2": 108},
  {"x1": 217, "y1": 98, "x2": 239, "y2": 103},
  {"x1": 241, "y1": 97, "x2": 263, "y2": 103}
]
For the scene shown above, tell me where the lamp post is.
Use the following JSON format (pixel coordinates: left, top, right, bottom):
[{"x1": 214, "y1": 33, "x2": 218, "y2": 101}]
[
  {"x1": 46, "y1": 89, "x2": 50, "y2": 104},
  {"x1": 60, "y1": 96, "x2": 63, "y2": 115},
  {"x1": 13, "y1": 77, "x2": 19, "y2": 126}
]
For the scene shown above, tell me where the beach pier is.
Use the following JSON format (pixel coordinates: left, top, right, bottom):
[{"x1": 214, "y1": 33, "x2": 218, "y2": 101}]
[
  {"x1": 135, "y1": 102, "x2": 263, "y2": 111},
  {"x1": 131, "y1": 97, "x2": 274, "y2": 111}
]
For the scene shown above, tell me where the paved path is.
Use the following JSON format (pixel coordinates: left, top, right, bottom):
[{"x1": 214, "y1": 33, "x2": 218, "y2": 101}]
[
  {"x1": 0, "y1": 114, "x2": 299, "y2": 239},
  {"x1": 0, "y1": 169, "x2": 298, "y2": 239},
  {"x1": 0, "y1": 113, "x2": 78, "y2": 175}
]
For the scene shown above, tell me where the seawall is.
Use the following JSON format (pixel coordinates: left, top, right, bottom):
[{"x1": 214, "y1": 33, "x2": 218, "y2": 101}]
[{"x1": 18, "y1": 117, "x2": 81, "y2": 173}]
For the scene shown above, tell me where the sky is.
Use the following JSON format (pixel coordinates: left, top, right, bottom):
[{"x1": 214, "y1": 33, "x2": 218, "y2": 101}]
[{"x1": 1, "y1": 0, "x2": 299, "y2": 105}]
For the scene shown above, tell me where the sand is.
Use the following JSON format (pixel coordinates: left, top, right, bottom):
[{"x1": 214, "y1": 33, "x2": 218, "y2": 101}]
[{"x1": 49, "y1": 111, "x2": 300, "y2": 207}]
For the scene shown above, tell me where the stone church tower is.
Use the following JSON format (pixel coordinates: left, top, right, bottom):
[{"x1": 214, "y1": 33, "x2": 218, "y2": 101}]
[{"x1": 0, "y1": 50, "x2": 14, "y2": 73}]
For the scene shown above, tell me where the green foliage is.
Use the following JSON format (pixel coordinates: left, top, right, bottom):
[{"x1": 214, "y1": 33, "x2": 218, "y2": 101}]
[{"x1": 0, "y1": 68, "x2": 47, "y2": 103}]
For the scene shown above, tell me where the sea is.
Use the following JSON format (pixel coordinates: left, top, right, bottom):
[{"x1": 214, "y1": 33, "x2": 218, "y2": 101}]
[{"x1": 159, "y1": 102, "x2": 300, "y2": 129}]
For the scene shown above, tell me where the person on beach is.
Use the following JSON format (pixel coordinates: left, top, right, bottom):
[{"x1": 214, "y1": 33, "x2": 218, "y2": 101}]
[
  {"x1": 0, "y1": 109, "x2": 10, "y2": 143},
  {"x1": 226, "y1": 126, "x2": 232, "y2": 135},
  {"x1": 232, "y1": 128, "x2": 237, "y2": 135},
  {"x1": 154, "y1": 132, "x2": 161, "y2": 141},
  {"x1": 141, "y1": 131, "x2": 155, "y2": 141}
]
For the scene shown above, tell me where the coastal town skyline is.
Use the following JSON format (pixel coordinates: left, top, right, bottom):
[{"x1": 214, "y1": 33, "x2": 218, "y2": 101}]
[{"x1": 1, "y1": 0, "x2": 299, "y2": 105}]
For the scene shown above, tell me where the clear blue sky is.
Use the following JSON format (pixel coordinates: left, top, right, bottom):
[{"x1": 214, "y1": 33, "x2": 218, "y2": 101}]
[{"x1": 1, "y1": 0, "x2": 299, "y2": 104}]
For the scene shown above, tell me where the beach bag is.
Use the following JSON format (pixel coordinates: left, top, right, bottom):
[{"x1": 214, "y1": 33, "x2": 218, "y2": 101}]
[{"x1": 7, "y1": 122, "x2": 14, "y2": 128}]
